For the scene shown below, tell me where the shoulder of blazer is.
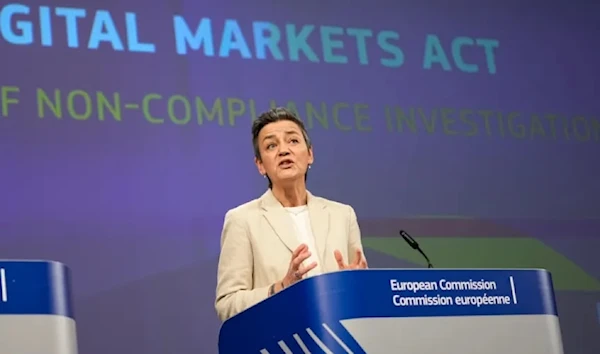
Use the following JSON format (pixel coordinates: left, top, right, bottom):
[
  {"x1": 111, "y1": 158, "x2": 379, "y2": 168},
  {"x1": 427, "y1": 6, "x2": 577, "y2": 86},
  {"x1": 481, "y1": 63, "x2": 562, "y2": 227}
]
[{"x1": 223, "y1": 197, "x2": 262, "y2": 222}]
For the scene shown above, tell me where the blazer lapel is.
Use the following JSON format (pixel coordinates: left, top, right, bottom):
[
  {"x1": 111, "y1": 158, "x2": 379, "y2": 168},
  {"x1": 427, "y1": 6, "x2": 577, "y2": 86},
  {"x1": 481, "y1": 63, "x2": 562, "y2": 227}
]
[
  {"x1": 260, "y1": 190, "x2": 300, "y2": 253},
  {"x1": 259, "y1": 190, "x2": 330, "y2": 262},
  {"x1": 307, "y1": 191, "x2": 329, "y2": 262}
]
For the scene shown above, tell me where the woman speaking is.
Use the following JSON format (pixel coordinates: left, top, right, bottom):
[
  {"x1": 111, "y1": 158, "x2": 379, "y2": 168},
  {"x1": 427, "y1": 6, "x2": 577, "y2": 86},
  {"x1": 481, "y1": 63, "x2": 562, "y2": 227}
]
[{"x1": 214, "y1": 107, "x2": 368, "y2": 322}]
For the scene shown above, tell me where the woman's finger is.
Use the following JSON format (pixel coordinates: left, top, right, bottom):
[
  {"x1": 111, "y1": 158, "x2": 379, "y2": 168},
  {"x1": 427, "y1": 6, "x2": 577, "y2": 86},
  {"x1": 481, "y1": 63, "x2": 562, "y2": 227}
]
[
  {"x1": 333, "y1": 250, "x2": 346, "y2": 268},
  {"x1": 292, "y1": 244, "x2": 308, "y2": 258},
  {"x1": 352, "y1": 249, "x2": 363, "y2": 265},
  {"x1": 292, "y1": 251, "x2": 311, "y2": 269},
  {"x1": 297, "y1": 262, "x2": 317, "y2": 278}
]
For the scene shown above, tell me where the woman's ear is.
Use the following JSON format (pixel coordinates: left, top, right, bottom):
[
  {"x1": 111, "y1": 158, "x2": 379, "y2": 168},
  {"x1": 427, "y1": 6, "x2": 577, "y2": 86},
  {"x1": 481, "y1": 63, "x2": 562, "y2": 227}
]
[{"x1": 254, "y1": 156, "x2": 266, "y2": 175}]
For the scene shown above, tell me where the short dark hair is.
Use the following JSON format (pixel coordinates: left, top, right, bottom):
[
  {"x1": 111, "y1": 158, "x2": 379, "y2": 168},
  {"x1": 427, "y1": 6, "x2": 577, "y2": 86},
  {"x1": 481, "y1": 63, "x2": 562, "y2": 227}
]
[{"x1": 252, "y1": 107, "x2": 312, "y2": 188}]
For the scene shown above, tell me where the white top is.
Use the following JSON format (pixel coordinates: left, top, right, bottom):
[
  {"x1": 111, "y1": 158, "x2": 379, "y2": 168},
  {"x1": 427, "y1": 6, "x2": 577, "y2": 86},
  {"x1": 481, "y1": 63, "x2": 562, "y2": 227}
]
[{"x1": 284, "y1": 206, "x2": 321, "y2": 277}]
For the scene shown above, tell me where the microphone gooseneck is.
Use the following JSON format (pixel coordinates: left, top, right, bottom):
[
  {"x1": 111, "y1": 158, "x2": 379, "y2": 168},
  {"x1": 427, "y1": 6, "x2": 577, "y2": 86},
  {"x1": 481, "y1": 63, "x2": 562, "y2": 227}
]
[{"x1": 399, "y1": 230, "x2": 434, "y2": 268}]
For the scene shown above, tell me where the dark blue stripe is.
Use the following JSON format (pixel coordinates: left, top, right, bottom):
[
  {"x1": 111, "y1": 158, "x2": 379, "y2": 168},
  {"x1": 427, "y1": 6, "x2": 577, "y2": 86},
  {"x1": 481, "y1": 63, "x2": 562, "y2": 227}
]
[
  {"x1": 0, "y1": 260, "x2": 74, "y2": 318},
  {"x1": 218, "y1": 269, "x2": 559, "y2": 353}
]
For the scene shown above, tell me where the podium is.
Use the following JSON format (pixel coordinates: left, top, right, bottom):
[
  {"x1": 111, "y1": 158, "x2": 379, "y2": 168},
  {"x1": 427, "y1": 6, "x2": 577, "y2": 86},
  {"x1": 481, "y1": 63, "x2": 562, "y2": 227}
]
[
  {"x1": 0, "y1": 260, "x2": 78, "y2": 354},
  {"x1": 218, "y1": 269, "x2": 564, "y2": 354}
]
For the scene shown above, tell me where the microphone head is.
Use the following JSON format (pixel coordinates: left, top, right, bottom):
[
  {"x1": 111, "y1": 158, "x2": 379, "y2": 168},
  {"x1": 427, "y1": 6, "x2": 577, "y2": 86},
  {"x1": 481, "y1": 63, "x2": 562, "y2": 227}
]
[{"x1": 399, "y1": 230, "x2": 419, "y2": 249}]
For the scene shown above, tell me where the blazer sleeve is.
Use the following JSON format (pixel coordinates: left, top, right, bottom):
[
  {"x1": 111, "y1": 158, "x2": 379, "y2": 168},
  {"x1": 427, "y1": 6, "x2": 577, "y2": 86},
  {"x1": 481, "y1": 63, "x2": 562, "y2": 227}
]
[
  {"x1": 215, "y1": 210, "x2": 270, "y2": 322},
  {"x1": 348, "y1": 206, "x2": 368, "y2": 266}
]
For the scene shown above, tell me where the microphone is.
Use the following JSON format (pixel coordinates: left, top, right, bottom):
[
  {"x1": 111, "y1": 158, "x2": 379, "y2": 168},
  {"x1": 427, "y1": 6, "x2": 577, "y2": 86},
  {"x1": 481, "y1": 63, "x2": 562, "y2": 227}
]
[{"x1": 399, "y1": 230, "x2": 434, "y2": 268}]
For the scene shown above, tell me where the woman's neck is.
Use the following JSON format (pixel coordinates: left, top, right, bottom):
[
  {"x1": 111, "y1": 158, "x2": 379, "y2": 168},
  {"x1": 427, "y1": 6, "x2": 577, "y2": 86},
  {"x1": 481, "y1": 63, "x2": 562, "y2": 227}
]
[{"x1": 272, "y1": 182, "x2": 307, "y2": 207}]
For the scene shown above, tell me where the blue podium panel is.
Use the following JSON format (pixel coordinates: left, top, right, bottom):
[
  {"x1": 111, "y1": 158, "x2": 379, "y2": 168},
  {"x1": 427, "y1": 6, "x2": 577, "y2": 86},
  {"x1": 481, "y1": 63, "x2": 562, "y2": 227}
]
[
  {"x1": 218, "y1": 269, "x2": 564, "y2": 354},
  {"x1": 0, "y1": 260, "x2": 78, "y2": 354}
]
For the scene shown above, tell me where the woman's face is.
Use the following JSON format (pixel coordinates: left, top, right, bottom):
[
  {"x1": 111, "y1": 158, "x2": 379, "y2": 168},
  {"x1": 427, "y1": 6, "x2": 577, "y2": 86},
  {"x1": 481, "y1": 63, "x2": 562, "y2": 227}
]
[{"x1": 255, "y1": 120, "x2": 313, "y2": 187}]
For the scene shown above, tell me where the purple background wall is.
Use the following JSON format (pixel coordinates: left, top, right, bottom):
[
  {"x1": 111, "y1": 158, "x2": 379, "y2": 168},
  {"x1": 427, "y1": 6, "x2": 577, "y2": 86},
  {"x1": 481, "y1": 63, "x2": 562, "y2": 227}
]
[{"x1": 1, "y1": 0, "x2": 599, "y2": 353}]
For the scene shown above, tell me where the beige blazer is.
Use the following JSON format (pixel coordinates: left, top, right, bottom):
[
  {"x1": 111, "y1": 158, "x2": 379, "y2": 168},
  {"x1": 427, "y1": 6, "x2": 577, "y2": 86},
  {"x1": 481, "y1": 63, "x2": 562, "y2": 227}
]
[{"x1": 214, "y1": 189, "x2": 366, "y2": 322}]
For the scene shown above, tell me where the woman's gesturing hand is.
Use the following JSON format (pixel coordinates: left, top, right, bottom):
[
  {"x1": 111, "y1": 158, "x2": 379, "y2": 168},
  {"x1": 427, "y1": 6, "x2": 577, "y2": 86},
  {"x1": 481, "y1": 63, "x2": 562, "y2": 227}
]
[
  {"x1": 334, "y1": 249, "x2": 368, "y2": 270},
  {"x1": 282, "y1": 244, "x2": 317, "y2": 288}
]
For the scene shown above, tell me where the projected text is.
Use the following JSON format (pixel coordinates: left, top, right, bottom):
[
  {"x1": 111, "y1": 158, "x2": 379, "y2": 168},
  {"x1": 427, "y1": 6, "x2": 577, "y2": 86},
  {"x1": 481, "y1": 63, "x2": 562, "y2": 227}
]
[
  {"x1": 0, "y1": 3, "x2": 499, "y2": 73},
  {"x1": 1, "y1": 85, "x2": 598, "y2": 143}
]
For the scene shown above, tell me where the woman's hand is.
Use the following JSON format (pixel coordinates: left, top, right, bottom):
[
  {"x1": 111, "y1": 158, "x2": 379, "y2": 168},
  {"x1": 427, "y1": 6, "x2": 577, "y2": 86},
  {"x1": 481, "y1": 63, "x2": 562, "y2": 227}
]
[
  {"x1": 281, "y1": 244, "x2": 317, "y2": 288},
  {"x1": 334, "y1": 249, "x2": 368, "y2": 270}
]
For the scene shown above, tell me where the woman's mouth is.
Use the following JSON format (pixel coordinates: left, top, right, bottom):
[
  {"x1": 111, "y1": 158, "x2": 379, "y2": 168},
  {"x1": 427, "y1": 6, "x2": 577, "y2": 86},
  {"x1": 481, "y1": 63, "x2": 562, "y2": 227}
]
[{"x1": 279, "y1": 159, "x2": 294, "y2": 168}]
